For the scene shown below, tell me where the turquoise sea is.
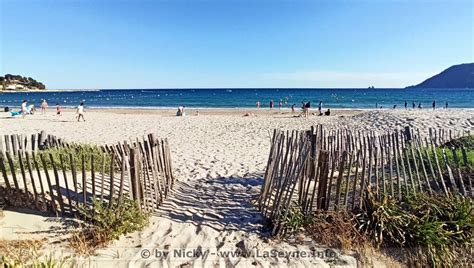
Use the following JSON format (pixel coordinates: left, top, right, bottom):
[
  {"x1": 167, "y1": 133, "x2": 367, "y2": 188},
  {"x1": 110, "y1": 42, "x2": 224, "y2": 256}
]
[{"x1": 1, "y1": 88, "x2": 473, "y2": 109}]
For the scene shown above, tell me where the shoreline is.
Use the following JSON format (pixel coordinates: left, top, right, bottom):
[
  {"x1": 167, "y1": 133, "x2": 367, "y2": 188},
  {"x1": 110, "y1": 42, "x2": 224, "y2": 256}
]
[
  {"x1": 3, "y1": 107, "x2": 473, "y2": 118},
  {"x1": 2, "y1": 106, "x2": 474, "y2": 111}
]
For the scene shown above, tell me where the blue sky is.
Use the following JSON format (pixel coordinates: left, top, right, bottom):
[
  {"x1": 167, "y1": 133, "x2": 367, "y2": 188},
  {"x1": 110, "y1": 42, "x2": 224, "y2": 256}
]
[{"x1": 1, "y1": 0, "x2": 472, "y2": 89}]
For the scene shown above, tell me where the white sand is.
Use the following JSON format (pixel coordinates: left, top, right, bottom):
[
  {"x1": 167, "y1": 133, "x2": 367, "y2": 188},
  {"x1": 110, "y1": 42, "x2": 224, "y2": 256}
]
[{"x1": 0, "y1": 108, "x2": 472, "y2": 267}]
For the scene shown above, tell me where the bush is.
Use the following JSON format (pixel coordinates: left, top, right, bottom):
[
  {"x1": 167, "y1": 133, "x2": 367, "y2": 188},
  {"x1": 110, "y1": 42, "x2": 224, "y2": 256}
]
[
  {"x1": 281, "y1": 206, "x2": 313, "y2": 235},
  {"x1": 354, "y1": 189, "x2": 408, "y2": 247},
  {"x1": 69, "y1": 197, "x2": 149, "y2": 255},
  {"x1": 3, "y1": 144, "x2": 112, "y2": 174},
  {"x1": 354, "y1": 190, "x2": 473, "y2": 266},
  {"x1": 402, "y1": 193, "x2": 473, "y2": 266},
  {"x1": 442, "y1": 135, "x2": 474, "y2": 151}
]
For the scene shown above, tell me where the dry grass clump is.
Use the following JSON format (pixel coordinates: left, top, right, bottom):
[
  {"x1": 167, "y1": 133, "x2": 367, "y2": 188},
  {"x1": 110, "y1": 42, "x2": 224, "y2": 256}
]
[
  {"x1": 0, "y1": 239, "x2": 67, "y2": 267},
  {"x1": 0, "y1": 239, "x2": 44, "y2": 264},
  {"x1": 307, "y1": 210, "x2": 364, "y2": 251},
  {"x1": 69, "y1": 197, "x2": 150, "y2": 255},
  {"x1": 306, "y1": 210, "x2": 401, "y2": 267},
  {"x1": 0, "y1": 186, "x2": 48, "y2": 212}
]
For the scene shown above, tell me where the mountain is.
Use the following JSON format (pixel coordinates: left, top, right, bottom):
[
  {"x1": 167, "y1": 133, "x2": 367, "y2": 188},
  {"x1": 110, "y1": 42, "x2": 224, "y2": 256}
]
[
  {"x1": 0, "y1": 74, "x2": 46, "y2": 91},
  {"x1": 407, "y1": 63, "x2": 474, "y2": 88}
]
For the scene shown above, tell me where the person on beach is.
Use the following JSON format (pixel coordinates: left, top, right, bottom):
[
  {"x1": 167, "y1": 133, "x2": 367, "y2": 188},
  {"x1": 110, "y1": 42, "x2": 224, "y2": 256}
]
[
  {"x1": 56, "y1": 103, "x2": 62, "y2": 116},
  {"x1": 270, "y1": 100, "x2": 274, "y2": 109},
  {"x1": 177, "y1": 105, "x2": 186, "y2": 116},
  {"x1": 76, "y1": 102, "x2": 85, "y2": 122},
  {"x1": 404, "y1": 101, "x2": 407, "y2": 109},
  {"x1": 318, "y1": 101, "x2": 323, "y2": 114},
  {"x1": 256, "y1": 101, "x2": 261, "y2": 108},
  {"x1": 445, "y1": 101, "x2": 449, "y2": 109},
  {"x1": 299, "y1": 102, "x2": 307, "y2": 117},
  {"x1": 324, "y1": 109, "x2": 331, "y2": 116},
  {"x1": 418, "y1": 102, "x2": 422, "y2": 109},
  {"x1": 278, "y1": 101, "x2": 283, "y2": 110},
  {"x1": 40, "y1": 99, "x2": 48, "y2": 115},
  {"x1": 432, "y1": 100, "x2": 436, "y2": 110},
  {"x1": 291, "y1": 104, "x2": 296, "y2": 113},
  {"x1": 21, "y1": 100, "x2": 28, "y2": 118},
  {"x1": 393, "y1": 104, "x2": 397, "y2": 109},
  {"x1": 304, "y1": 101, "x2": 311, "y2": 117},
  {"x1": 412, "y1": 101, "x2": 416, "y2": 109}
]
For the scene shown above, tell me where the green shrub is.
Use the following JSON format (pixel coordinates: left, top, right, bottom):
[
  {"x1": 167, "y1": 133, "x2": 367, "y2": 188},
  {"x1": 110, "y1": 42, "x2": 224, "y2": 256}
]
[
  {"x1": 69, "y1": 197, "x2": 149, "y2": 254},
  {"x1": 39, "y1": 143, "x2": 112, "y2": 171},
  {"x1": 402, "y1": 193, "x2": 473, "y2": 266},
  {"x1": 355, "y1": 191, "x2": 473, "y2": 266},
  {"x1": 3, "y1": 144, "x2": 112, "y2": 174},
  {"x1": 442, "y1": 135, "x2": 474, "y2": 151},
  {"x1": 354, "y1": 189, "x2": 408, "y2": 246},
  {"x1": 281, "y1": 206, "x2": 313, "y2": 234}
]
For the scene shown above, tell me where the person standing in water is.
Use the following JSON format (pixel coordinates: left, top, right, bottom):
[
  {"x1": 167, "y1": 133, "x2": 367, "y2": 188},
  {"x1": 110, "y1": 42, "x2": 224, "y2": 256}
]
[
  {"x1": 445, "y1": 101, "x2": 449, "y2": 109},
  {"x1": 256, "y1": 101, "x2": 261, "y2": 108},
  {"x1": 291, "y1": 104, "x2": 296, "y2": 113},
  {"x1": 412, "y1": 101, "x2": 416, "y2": 109},
  {"x1": 404, "y1": 101, "x2": 407, "y2": 109},
  {"x1": 40, "y1": 99, "x2": 48, "y2": 115},
  {"x1": 270, "y1": 100, "x2": 274, "y2": 109},
  {"x1": 318, "y1": 101, "x2": 323, "y2": 114},
  {"x1": 76, "y1": 102, "x2": 85, "y2": 122},
  {"x1": 278, "y1": 101, "x2": 283, "y2": 110},
  {"x1": 432, "y1": 100, "x2": 436, "y2": 110}
]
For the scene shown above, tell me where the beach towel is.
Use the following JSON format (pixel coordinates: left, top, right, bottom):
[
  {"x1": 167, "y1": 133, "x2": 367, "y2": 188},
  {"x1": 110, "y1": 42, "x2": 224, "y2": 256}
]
[
  {"x1": 11, "y1": 104, "x2": 34, "y2": 117},
  {"x1": 10, "y1": 111, "x2": 22, "y2": 117}
]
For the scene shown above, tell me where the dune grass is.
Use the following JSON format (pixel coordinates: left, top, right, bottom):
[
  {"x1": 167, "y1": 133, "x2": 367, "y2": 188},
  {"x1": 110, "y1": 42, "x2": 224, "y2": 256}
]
[
  {"x1": 304, "y1": 190, "x2": 473, "y2": 267},
  {"x1": 0, "y1": 239, "x2": 70, "y2": 267}
]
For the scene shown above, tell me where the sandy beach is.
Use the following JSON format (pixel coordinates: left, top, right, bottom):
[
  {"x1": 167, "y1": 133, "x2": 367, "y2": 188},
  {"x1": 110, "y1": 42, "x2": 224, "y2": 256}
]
[{"x1": 0, "y1": 108, "x2": 473, "y2": 267}]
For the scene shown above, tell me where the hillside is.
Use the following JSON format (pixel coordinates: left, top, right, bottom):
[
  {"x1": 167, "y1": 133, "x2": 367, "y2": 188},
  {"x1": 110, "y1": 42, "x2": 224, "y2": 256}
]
[
  {"x1": 407, "y1": 63, "x2": 474, "y2": 88},
  {"x1": 0, "y1": 74, "x2": 46, "y2": 91}
]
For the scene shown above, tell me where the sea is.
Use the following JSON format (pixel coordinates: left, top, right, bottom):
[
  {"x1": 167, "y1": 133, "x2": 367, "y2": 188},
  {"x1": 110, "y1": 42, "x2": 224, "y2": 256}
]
[{"x1": 1, "y1": 88, "x2": 473, "y2": 109}]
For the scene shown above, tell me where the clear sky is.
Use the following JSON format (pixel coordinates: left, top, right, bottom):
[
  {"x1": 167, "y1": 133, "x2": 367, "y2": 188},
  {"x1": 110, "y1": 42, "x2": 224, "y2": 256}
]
[{"x1": 0, "y1": 0, "x2": 472, "y2": 89}]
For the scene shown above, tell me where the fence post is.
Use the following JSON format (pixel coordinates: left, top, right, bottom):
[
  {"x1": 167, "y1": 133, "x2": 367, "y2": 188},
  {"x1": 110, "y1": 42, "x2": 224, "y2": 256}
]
[{"x1": 130, "y1": 147, "x2": 142, "y2": 208}]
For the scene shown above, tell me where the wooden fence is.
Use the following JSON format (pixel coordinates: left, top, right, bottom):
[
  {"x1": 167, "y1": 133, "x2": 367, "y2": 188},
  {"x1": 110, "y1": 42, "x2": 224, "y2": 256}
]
[
  {"x1": 258, "y1": 126, "x2": 473, "y2": 235},
  {"x1": 0, "y1": 131, "x2": 68, "y2": 157},
  {"x1": 0, "y1": 133, "x2": 174, "y2": 216}
]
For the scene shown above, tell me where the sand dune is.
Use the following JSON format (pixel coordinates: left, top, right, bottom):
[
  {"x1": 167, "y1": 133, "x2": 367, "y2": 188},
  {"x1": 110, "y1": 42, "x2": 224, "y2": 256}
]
[{"x1": 0, "y1": 108, "x2": 472, "y2": 267}]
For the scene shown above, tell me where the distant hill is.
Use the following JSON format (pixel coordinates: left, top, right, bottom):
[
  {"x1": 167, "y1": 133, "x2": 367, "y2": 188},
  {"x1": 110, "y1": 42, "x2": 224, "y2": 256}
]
[
  {"x1": 0, "y1": 74, "x2": 46, "y2": 91},
  {"x1": 407, "y1": 63, "x2": 474, "y2": 88}
]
